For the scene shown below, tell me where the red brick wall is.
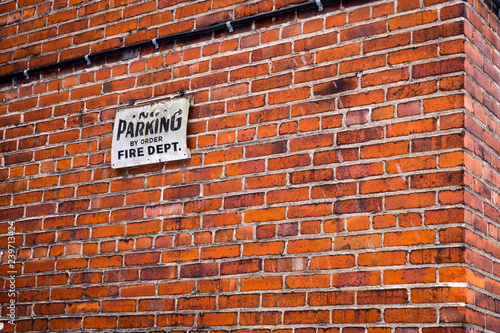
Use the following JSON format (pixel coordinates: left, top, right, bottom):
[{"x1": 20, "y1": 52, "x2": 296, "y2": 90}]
[
  {"x1": 462, "y1": 0, "x2": 500, "y2": 331},
  {"x1": 0, "y1": 0, "x2": 499, "y2": 332}
]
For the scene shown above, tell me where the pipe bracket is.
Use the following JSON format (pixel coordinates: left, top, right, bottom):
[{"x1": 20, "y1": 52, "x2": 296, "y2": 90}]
[
  {"x1": 152, "y1": 38, "x2": 159, "y2": 49},
  {"x1": 316, "y1": 0, "x2": 323, "y2": 11}
]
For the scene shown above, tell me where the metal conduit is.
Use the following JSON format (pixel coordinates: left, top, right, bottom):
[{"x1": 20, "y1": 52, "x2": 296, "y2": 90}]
[
  {"x1": 0, "y1": 0, "x2": 337, "y2": 83},
  {"x1": 492, "y1": 0, "x2": 500, "y2": 16}
]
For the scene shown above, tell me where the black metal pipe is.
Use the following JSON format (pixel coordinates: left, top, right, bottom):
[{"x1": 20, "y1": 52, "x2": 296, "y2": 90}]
[
  {"x1": 492, "y1": 0, "x2": 500, "y2": 16},
  {"x1": 0, "y1": 0, "x2": 336, "y2": 84}
]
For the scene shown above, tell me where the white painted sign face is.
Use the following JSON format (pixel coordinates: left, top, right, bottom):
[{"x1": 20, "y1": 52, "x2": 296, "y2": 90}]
[{"x1": 111, "y1": 97, "x2": 191, "y2": 169}]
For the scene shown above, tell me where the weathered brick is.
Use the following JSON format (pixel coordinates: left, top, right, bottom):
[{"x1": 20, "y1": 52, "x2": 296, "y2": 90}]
[{"x1": 1, "y1": 2, "x2": 496, "y2": 332}]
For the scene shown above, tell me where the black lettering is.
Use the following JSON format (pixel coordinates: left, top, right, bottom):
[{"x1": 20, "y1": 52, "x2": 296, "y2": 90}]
[
  {"x1": 148, "y1": 146, "x2": 155, "y2": 155},
  {"x1": 126, "y1": 122, "x2": 134, "y2": 138},
  {"x1": 145, "y1": 120, "x2": 155, "y2": 136},
  {"x1": 118, "y1": 150, "x2": 125, "y2": 160},
  {"x1": 135, "y1": 122, "x2": 145, "y2": 137},
  {"x1": 160, "y1": 116, "x2": 170, "y2": 134},
  {"x1": 156, "y1": 144, "x2": 163, "y2": 154},
  {"x1": 164, "y1": 143, "x2": 171, "y2": 152},
  {"x1": 170, "y1": 110, "x2": 182, "y2": 131},
  {"x1": 129, "y1": 149, "x2": 136, "y2": 158},
  {"x1": 137, "y1": 147, "x2": 144, "y2": 156},
  {"x1": 172, "y1": 142, "x2": 179, "y2": 151},
  {"x1": 117, "y1": 119, "x2": 127, "y2": 140}
]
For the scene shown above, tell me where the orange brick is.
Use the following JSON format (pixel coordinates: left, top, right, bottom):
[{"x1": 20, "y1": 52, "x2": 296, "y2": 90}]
[
  {"x1": 284, "y1": 310, "x2": 329, "y2": 324},
  {"x1": 385, "y1": 308, "x2": 437, "y2": 323},
  {"x1": 384, "y1": 267, "x2": 436, "y2": 284}
]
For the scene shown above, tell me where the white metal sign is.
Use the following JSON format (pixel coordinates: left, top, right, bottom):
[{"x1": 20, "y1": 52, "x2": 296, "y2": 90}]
[{"x1": 111, "y1": 97, "x2": 191, "y2": 169}]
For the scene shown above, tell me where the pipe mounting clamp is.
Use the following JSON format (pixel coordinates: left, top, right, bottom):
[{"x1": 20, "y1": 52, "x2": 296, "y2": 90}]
[{"x1": 315, "y1": 0, "x2": 323, "y2": 11}]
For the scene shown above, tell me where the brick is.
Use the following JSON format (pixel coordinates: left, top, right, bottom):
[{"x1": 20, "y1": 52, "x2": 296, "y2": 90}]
[
  {"x1": 314, "y1": 76, "x2": 357, "y2": 96},
  {"x1": 48, "y1": 318, "x2": 82, "y2": 331},
  {"x1": 83, "y1": 316, "x2": 116, "y2": 329},
  {"x1": 287, "y1": 238, "x2": 332, "y2": 254},
  {"x1": 221, "y1": 259, "x2": 261, "y2": 275},
  {"x1": 243, "y1": 241, "x2": 285, "y2": 256},
  {"x1": 387, "y1": 118, "x2": 437, "y2": 138},
  {"x1": 335, "y1": 234, "x2": 382, "y2": 250},
  {"x1": 412, "y1": 133, "x2": 464, "y2": 152},
  {"x1": 246, "y1": 174, "x2": 286, "y2": 189},
  {"x1": 118, "y1": 315, "x2": 155, "y2": 328},
  {"x1": 290, "y1": 134, "x2": 333, "y2": 152},
  {"x1": 198, "y1": 312, "x2": 239, "y2": 326},
  {"x1": 272, "y1": 53, "x2": 314, "y2": 72},
  {"x1": 413, "y1": 57, "x2": 465, "y2": 79},
  {"x1": 295, "y1": 64, "x2": 337, "y2": 84},
  {"x1": 341, "y1": 54, "x2": 386, "y2": 75},
  {"x1": 362, "y1": 68, "x2": 409, "y2": 87},
  {"x1": 360, "y1": 177, "x2": 408, "y2": 194},
  {"x1": 201, "y1": 245, "x2": 239, "y2": 259},
  {"x1": 337, "y1": 162, "x2": 384, "y2": 179},
  {"x1": 411, "y1": 287, "x2": 467, "y2": 303},
  {"x1": 365, "y1": 33, "x2": 411, "y2": 54},
  {"x1": 358, "y1": 289, "x2": 408, "y2": 304},
  {"x1": 311, "y1": 183, "x2": 357, "y2": 199},
  {"x1": 341, "y1": 21, "x2": 387, "y2": 41},
  {"x1": 212, "y1": 52, "x2": 249, "y2": 70},
  {"x1": 141, "y1": 266, "x2": 177, "y2": 280},
  {"x1": 310, "y1": 254, "x2": 355, "y2": 270},
  {"x1": 230, "y1": 64, "x2": 269, "y2": 81},
  {"x1": 268, "y1": 187, "x2": 309, "y2": 203},
  {"x1": 308, "y1": 290, "x2": 355, "y2": 306},
  {"x1": 288, "y1": 203, "x2": 332, "y2": 218},
  {"x1": 24, "y1": 260, "x2": 55, "y2": 273},
  {"x1": 203, "y1": 212, "x2": 241, "y2": 227},
  {"x1": 358, "y1": 251, "x2": 407, "y2": 267},
  {"x1": 295, "y1": 31, "x2": 337, "y2": 52},
  {"x1": 361, "y1": 141, "x2": 409, "y2": 159},
  {"x1": 252, "y1": 73, "x2": 292, "y2": 92},
  {"x1": 263, "y1": 257, "x2": 305, "y2": 272},
  {"x1": 290, "y1": 169, "x2": 333, "y2": 184},
  {"x1": 180, "y1": 262, "x2": 218, "y2": 278},
  {"x1": 332, "y1": 309, "x2": 381, "y2": 324},
  {"x1": 385, "y1": 308, "x2": 437, "y2": 323},
  {"x1": 388, "y1": 44, "x2": 437, "y2": 65},
  {"x1": 263, "y1": 292, "x2": 306, "y2": 307},
  {"x1": 413, "y1": 21, "x2": 464, "y2": 43},
  {"x1": 339, "y1": 90, "x2": 385, "y2": 108},
  {"x1": 158, "y1": 281, "x2": 195, "y2": 295},
  {"x1": 332, "y1": 271, "x2": 381, "y2": 287},
  {"x1": 178, "y1": 296, "x2": 216, "y2": 310},
  {"x1": 268, "y1": 87, "x2": 310, "y2": 104},
  {"x1": 224, "y1": 192, "x2": 264, "y2": 209},
  {"x1": 284, "y1": 310, "x2": 329, "y2": 324},
  {"x1": 157, "y1": 314, "x2": 195, "y2": 326},
  {"x1": 245, "y1": 207, "x2": 286, "y2": 222},
  {"x1": 137, "y1": 298, "x2": 174, "y2": 311},
  {"x1": 412, "y1": 171, "x2": 463, "y2": 189},
  {"x1": 251, "y1": 42, "x2": 291, "y2": 62},
  {"x1": 389, "y1": 10, "x2": 438, "y2": 30},
  {"x1": 387, "y1": 81, "x2": 437, "y2": 101}
]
